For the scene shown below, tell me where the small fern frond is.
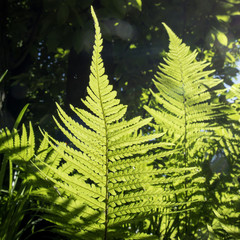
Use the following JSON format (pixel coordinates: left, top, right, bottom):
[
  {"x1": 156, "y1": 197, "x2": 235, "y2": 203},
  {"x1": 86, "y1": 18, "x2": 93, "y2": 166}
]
[{"x1": 0, "y1": 123, "x2": 35, "y2": 170}]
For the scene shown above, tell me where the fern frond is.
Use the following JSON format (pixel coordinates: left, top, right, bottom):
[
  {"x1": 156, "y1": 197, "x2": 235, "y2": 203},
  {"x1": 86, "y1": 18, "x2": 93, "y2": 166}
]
[
  {"x1": 30, "y1": 8, "x2": 197, "y2": 239},
  {"x1": 144, "y1": 23, "x2": 225, "y2": 238},
  {"x1": 145, "y1": 23, "x2": 222, "y2": 152}
]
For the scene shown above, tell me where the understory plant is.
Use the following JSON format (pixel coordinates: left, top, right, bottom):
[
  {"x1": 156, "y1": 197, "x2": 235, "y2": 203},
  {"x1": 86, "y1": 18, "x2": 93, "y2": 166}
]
[
  {"x1": 25, "y1": 7, "x2": 197, "y2": 240},
  {"x1": 207, "y1": 83, "x2": 240, "y2": 239},
  {"x1": 0, "y1": 97, "x2": 35, "y2": 240},
  {"x1": 144, "y1": 23, "x2": 225, "y2": 239},
  {"x1": 0, "y1": 6, "x2": 239, "y2": 240}
]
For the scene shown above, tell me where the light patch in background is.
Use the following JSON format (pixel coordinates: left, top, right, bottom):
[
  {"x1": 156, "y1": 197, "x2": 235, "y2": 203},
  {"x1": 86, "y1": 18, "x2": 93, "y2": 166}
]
[{"x1": 103, "y1": 19, "x2": 136, "y2": 41}]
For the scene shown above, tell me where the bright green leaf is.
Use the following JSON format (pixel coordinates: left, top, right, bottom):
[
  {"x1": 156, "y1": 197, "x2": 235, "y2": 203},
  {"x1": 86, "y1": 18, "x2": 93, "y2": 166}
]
[
  {"x1": 226, "y1": 52, "x2": 236, "y2": 63},
  {"x1": 129, "y1": 44, "x2": 137, "y2": 49},
  {"x1": 57, "y1": 48, "x2": 64, "y2": 54},
  {"x1": 13, "y1": 104, "x2": 29, "y2": 130},
  {"x1": 216, "y1": 31, "x2": 228, "y2": 46},
  {"x1": 231, "y1": 11, "x2": 240, "y2": 15},
  {"x1": 128, "y1": 0, "x2": 142, "y2": 11},
  {"x1": 0, "y1": 70, "x2": 8, "y2": 83},
  {"x1": 216, "y1": 15, "x2": 230, "y2": 22}
]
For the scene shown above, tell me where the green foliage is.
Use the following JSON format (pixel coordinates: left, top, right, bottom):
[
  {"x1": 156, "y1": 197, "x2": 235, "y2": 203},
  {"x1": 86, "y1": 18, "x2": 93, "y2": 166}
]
[
  {"x1": 144, "y1": 23, "x2": 231, "y2": 239},
  {"x1": 127, "y1": 0, "x2": 142, "y2": 11},
  {"x1": 0, "y1": 98, "x2": 35, "y2": 240},
  {"x1": 28, "y1": 8, "x2": 197, "y2": 239},
  {"x1": 1, "y1": 4, "x2": 240, "y2": 240},
  {"x1": 145, "y1": 23, "x2": 222, "y2": 153},
  {"x1": 2, "y1": 0, "x2": 240, "y2": 133},
  {"x1": 206, "y1": 83, "x2": 240, "y2": 240}
]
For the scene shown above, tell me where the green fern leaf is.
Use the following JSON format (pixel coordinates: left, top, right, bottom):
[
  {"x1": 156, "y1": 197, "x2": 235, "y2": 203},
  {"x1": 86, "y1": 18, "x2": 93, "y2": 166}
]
[
  {"x1": 30, "y1": 8, "x2": 197, "y2": 239},
  {"x1": 145, "y1": 24, "x2": 222, "y2": 153},
  {"x1": 144, "y1": 23, "x2": 224, "y2": 238}
]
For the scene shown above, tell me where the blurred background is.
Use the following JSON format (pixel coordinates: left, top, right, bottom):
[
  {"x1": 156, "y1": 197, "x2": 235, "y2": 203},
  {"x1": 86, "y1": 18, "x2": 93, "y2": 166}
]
[{"x1": 1, "y1": 0, "x2": 240, "y2": 134}]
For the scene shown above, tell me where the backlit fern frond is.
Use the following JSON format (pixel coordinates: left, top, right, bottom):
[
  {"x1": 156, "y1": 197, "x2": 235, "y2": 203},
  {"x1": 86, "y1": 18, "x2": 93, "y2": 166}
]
[
  {"x1": 0, "y1": 113, "x2": 50, "y2": 240},
  {"x1": 144, "y1": 24, "x2": 224, "y2": 238},
  {"x1": 0, "y1": 122, "x2": 58, "y2": 188},
  {"x1": 31, "y1": 8, "x2": 197, "y2": 239},
  {"x1": 0, "y1": 123, "x2": 35, "y2": 189},
  {"x1": 145, "y1": 23, "x2": 222, "y2": 160}
]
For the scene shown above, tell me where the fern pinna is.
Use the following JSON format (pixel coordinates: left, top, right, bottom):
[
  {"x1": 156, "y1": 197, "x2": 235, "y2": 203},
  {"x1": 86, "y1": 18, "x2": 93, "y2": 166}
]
[
  {"x1": 145, "y1": 24, "x2": 223, "y2": 238},
  {"x1": 29, "y1": 8, "x2": 197, "y2": 240}
]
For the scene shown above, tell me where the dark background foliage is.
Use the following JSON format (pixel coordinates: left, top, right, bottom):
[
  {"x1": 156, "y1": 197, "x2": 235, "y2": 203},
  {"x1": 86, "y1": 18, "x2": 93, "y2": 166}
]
[{"x1": 0, "y1": 0, "x2": 240, "y2": 132}]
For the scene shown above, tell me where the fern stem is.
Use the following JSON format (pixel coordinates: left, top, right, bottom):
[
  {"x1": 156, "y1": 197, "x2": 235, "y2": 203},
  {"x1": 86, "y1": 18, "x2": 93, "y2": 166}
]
[
  {"x1": 104, "y1": 128, "x2": 109, "y2": 240},
  {"x1": 97, "y1": 57, "x2": 109, "y2": 240},
  {"x1": 179, "y1": 55, "x2": 189, "y2": 236},
  {"x1": 102, "y1": 94, "x2": 109, "y2": 240},
  {"x1": 95, "y1": 33, "x2": 109, "y2": 240}
]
